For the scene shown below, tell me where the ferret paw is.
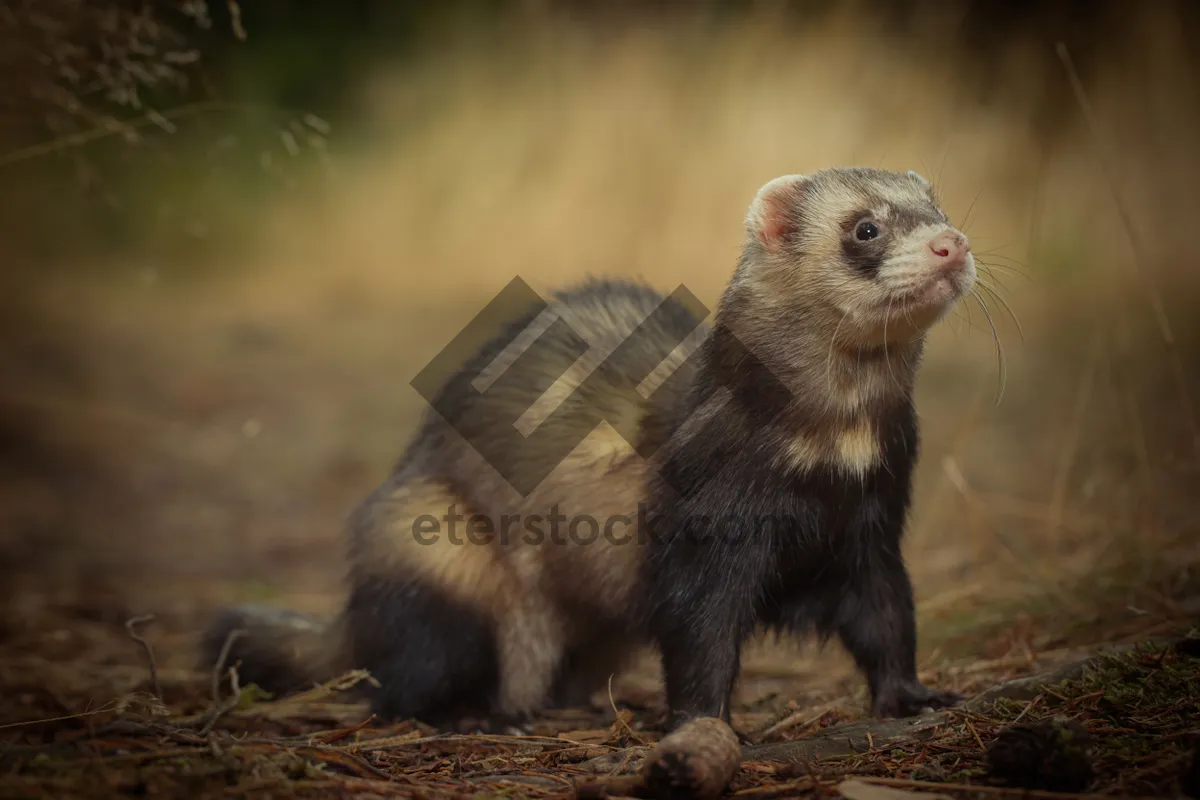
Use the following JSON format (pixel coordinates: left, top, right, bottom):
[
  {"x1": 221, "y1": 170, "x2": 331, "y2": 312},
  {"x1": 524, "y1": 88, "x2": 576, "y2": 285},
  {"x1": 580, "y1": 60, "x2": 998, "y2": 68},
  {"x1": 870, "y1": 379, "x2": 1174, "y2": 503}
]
[{"x1": 872, "y1": 684, "x2": 963, "y2": 718}]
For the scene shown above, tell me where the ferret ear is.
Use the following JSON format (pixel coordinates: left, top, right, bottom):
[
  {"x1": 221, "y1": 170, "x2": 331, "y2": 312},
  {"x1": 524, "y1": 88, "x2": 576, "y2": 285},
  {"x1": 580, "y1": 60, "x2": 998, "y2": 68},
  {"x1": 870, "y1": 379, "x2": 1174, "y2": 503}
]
[
  {"x1": 746, "y1": 174, "x2": 809, "y2": 253},
  {"x1": 907, "y1": 170, "x2": 931, "y2": 188}
]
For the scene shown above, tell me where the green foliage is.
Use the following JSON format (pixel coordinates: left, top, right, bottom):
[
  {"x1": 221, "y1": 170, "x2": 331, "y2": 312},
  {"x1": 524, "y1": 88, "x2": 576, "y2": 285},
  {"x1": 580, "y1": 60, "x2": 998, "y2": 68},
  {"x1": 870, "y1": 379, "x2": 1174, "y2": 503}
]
[{"x1": 235, "y1": 684, "x2": 276, "y2": 709}]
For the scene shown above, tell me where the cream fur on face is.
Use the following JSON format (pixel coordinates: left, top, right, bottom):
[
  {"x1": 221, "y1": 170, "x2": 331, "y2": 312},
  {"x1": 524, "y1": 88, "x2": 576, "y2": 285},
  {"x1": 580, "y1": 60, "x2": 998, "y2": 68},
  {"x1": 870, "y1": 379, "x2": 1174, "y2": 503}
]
[{"x1": 742, "y1": 167, "x2": 975, "y2": 350}]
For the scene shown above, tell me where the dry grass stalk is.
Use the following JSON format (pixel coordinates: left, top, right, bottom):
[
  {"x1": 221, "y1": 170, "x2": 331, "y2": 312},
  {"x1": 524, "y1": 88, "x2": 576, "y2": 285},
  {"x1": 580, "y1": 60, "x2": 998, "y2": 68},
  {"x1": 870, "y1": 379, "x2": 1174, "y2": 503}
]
[{"x1": 1055, "y1": 41, "x2": 1200, "y2": 464}]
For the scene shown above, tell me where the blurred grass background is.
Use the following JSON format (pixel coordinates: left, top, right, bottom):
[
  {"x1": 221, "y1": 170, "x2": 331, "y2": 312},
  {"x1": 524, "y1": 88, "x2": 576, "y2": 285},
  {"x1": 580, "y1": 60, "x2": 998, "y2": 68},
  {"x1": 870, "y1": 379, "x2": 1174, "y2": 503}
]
[{"x1": 1, "y1": 0, "x2": 1198, "y2": 686}]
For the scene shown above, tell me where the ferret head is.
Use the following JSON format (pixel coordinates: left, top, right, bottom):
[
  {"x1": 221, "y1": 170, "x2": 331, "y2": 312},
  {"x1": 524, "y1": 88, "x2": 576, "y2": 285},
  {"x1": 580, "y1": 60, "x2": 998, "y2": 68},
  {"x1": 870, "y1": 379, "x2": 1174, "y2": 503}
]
[{"x1": 740, "y1": 167, "x2": 975, "y2": 350}]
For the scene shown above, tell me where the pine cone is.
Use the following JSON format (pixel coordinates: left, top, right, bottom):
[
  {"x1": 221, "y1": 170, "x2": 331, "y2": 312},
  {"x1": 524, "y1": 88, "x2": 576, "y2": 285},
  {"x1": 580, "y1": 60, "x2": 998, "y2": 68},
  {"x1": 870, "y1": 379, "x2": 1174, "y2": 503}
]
[{"x1": 985, "y1": 717, "x2": 1093, "y2": 792}]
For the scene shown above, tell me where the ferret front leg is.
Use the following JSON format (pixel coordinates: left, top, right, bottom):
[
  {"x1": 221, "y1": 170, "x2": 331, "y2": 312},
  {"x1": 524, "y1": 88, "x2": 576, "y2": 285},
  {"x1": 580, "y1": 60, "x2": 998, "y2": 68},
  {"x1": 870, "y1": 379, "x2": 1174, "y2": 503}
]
[
  {"x1": 657, "y1": 609, "x2": 745, "y2": 728},
  {"x1": 835, "y1": 549, "x2": 962, "y2": 717},
  {"x1": 647, "y1": 544, "x2": 761, "y2": 731}
]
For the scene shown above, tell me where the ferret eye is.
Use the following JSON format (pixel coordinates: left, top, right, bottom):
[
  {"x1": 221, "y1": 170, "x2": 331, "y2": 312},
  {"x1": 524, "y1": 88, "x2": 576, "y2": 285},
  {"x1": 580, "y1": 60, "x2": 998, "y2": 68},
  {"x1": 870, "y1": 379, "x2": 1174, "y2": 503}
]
[{"x1": 855, "y1": 221, "x2": 879, "y2": 241}]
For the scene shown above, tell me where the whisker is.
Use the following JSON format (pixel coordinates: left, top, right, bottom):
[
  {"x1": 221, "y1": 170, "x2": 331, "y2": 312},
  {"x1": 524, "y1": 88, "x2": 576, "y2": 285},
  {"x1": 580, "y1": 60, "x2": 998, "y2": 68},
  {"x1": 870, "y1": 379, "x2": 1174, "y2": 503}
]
[
  {"x1": 973, "y1": 272, "x2": 1017, "y2": 312},
  {"x1": 975, "y1": 265, "x2": 1011, "y2": 295},
  {"x1": 975, "y1": 258, "x2": 1027, "y2": 275},
  {"x1": 973, "y1": 245, "x2": 1030, "y2": 263},
  {"x1": 950, "y1": 306, "x2": 989, "y2": 336},
  {"x1": 961, "y1": 289, "x2": 976, "y2": 332},
  {"x1": 947, "y1": 309, "x2": 965, "y2": 341},
  {"x1": 973, "y1": 250, "x2": 1034, "y2": 275},
  {"x1": 976, "y1": 281, "x2": 1025, "y2": 346},
  {"x1": 959, "y1": 186, "x2": 986, "y2": 233},
  {"x1": 971, "y1": 290, "x2": 1007, "y2": 406},
  {"x1": 975, "y1": 259, "x2": 1032, "y2": 282},
  {"x1": 975, "y1": 256, "x2": 1030, "y2": 274}
]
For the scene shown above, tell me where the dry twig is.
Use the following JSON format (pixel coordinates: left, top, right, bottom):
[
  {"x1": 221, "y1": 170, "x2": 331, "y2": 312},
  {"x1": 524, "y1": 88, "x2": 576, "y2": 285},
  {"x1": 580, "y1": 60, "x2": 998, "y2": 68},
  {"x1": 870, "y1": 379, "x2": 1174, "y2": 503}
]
[{"x1": 123, "y1": 614, "x2": 161, "y2": 700}]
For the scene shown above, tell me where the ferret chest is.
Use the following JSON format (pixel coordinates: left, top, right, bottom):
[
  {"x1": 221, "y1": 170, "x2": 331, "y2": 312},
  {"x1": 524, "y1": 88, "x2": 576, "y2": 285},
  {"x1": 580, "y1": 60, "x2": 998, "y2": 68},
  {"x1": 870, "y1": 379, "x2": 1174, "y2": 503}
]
[{"x1": 744, "y1": 475, "x2": 905, "y2": 626}]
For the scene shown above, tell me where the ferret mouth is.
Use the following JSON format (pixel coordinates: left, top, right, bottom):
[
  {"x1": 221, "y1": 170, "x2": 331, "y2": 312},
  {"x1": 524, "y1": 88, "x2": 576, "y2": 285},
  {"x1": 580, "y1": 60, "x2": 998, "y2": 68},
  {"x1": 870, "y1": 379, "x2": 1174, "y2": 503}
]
[{"x1": 885, "y1": 270, "x2": 970, "y2": 313}]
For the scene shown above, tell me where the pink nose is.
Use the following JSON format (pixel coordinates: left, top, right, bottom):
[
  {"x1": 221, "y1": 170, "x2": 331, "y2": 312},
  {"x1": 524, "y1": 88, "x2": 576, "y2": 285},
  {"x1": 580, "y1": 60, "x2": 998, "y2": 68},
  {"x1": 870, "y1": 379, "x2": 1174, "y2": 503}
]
[{"x1": 928, "y1": 231, "x2": 970, "y2": 269}]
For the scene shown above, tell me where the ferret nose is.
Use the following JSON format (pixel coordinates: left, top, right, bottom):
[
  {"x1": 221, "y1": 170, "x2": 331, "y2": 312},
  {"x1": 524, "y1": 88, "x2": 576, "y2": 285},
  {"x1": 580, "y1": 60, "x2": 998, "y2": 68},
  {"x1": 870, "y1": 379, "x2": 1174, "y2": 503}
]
[{"x1": 928, "y1": 231, "x2": 970, "y2": 269}]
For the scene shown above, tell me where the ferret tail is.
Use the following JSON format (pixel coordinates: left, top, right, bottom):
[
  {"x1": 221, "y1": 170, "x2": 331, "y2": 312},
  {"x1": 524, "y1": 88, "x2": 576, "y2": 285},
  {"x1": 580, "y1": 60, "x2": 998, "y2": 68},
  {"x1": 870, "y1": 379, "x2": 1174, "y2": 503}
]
[{"x1": 198, "y1": 604, "x2": 350, "y2": 697}]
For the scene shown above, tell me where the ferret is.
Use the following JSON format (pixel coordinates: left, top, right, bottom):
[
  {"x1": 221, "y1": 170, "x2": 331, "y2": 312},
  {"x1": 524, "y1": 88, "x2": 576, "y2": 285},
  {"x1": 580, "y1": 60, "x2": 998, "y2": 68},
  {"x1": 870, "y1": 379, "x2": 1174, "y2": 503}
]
[{"x1": 200, "y1": 166, "x2": 973, "y2": 731}]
